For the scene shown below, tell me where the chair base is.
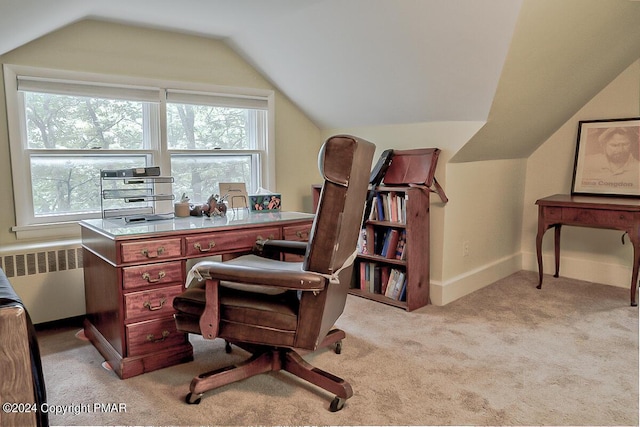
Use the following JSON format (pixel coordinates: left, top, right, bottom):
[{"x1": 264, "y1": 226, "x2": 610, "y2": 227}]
[{"x1": 185, "y1": 329, "x2": 352, "y2": 411}]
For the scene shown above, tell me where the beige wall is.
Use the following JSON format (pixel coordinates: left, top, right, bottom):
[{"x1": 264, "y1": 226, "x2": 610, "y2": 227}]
[
  {"x1": 522, "y1": 59, "x2": 640, "y2": 287},
  {"x1": 0, "y1": 19, "x2": 322, "y2": 247},
  {"x1": 320, "y1": 122, "x2": 525, "y2": 305},
  {"x1": 324, "y1": 60, "x2": 639, "y2": 305}
]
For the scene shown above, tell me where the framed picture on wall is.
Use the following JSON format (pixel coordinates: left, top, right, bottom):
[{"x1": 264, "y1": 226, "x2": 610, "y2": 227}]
[{"x1": 571, "y1": 117, "x2": 640, "y2": 197}]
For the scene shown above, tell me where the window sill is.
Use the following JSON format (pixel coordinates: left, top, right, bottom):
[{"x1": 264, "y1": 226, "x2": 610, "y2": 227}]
[{"x1": 12, "y1": 222, "x2": 82, "y2": 241}]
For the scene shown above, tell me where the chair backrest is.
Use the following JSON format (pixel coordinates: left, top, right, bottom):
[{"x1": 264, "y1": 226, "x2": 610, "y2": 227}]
[{"x1": 303, "y1": 135, "x2": 375, "y2": 275}]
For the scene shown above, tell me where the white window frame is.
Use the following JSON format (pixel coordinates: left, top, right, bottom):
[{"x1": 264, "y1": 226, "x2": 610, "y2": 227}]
[{"x1": 4, "y1": 64, "x2": 275, "y2": 240}]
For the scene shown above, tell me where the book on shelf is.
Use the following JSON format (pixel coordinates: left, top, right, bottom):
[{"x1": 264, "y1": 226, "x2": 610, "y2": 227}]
[
  {"x1": 360, "y1": 226, "x2": 403, "y2": 259},
  {"x1": 381, "y1": 228, "x2": 400, "y2": 259},
  {"x1": 368, "y1": 191, "x2": 406, "y2": 223},
  {"x1": 395, "y1": 229, "x2": 407, "y2": 260},
  {"x1": 398, "y1": 276, "x2": 408, "y2": 302},
  {"x1": 357, "y1": 228, "x2": 368, "y2": 255},
  {"x1": 380, "y1": 266, "x2": 391, "y2": 295},
  {"x1": 389, "y1": 192, "x2": 398, "y2": 222},
  {"x1": 385, "y1": 270, "x2": 405, "y2": 300},
  {"x1": 358, "y1": 262, "x2": 405, "y2": 299}
]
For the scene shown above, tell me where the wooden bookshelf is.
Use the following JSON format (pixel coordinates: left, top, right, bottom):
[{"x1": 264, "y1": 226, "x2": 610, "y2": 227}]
[{"x1": 350, "y1": 185, "x2": 430, "y2": 311}]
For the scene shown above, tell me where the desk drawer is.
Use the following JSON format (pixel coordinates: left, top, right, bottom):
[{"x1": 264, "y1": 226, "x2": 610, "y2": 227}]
[
  {"x1": 283, "y1": 223, "x2": 312, "y2": 241},
  {"x1": 282, "y1": 223, "x2": 312, "y2": 261},
  {"x1": 120, "y1": 238, "x2": 182, "y2": 263},
  {"x1": 126, "y1": 317, "x2": 187, "y2": 357},
  {"x1": 185, "y1": 227, "x2": 281, "y2": 257},
  {"x1": 124, "y1": 284, "x2": 182, "y2": 322},
  {"x1": 562, "y1": 208, "x2": 635, "y2": 227},
  {"x1": 122, "y1": 261, "x2": 183, "y2": 290}
]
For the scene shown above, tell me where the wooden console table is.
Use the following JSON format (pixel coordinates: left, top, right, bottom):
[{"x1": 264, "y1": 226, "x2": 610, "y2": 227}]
[
  {"x1": 535, "y1": 194, "x2": 640, "y2": 306},
  {"x1": 80, "y1": 211, "x2": 314, "y2": 379}
]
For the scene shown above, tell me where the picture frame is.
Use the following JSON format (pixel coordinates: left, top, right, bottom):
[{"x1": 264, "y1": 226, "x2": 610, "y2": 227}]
[
  {"x1": 218, "y1": 182, "x2": 248, "y2": 209},
  {"x1": 571, "y1": 117, "x2": 640, "y2": 198}
]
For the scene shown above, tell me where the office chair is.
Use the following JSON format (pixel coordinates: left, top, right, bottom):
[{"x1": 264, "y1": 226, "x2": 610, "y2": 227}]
[{"x1": 173, "y1": 135, "x2": 375, "y2": 411}]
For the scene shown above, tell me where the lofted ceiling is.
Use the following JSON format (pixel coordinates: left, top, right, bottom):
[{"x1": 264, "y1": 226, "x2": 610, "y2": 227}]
[{"x1": 1, "y1": 0, "x2": 639, "y2": 161}]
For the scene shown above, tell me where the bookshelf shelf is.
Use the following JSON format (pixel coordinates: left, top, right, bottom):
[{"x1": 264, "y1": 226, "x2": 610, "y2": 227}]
[{"x1": 351, "y1": 185, "x2": 430, "y2": 311}]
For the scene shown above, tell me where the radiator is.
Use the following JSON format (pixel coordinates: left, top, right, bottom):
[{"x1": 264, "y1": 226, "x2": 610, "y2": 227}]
[{"x1": 0, "y1": 245, "x2": 86, "y2": 324}]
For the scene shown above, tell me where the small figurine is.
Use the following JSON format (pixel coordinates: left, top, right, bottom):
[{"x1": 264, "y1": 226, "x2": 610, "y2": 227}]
[
  {"x1": 189, "y1": 193, "x2": 228, "y2": 217},
  {"x1": 207, "y1": 194, "x2": 228, "y2": 217}
]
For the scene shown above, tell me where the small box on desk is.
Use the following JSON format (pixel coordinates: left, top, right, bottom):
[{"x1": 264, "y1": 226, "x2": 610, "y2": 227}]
[{"x1": 249, "y1": 194, "x2": 281, "y2": 212}]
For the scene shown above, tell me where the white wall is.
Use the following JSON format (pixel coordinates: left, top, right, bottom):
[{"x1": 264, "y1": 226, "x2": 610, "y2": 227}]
[{"x1": 522, "y1": 59, "x2": 640, "y2": 287}]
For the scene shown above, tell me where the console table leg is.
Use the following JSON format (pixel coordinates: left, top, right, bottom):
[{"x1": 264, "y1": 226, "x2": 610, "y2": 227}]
[
  {"x1": 630, "y1": 238, "x2": 639, "y2": 307},
  {"x1": 536, "y1": 225, "x2": 545, "y2": 289},
  {"x1": 553, "y1": 225, "x2": 561, "y2": 278}
]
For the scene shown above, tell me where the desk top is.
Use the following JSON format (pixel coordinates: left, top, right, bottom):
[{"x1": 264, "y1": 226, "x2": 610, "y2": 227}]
[
  {"x1": 80, "y1": 211, "x2": 315, "y2": 238},
  {"x1": 536, "y1": 194, "x2": 640, "y2": 210}
]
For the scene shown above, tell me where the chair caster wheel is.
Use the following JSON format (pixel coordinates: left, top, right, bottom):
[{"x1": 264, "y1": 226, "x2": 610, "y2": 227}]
[
  {"x1": 334, "y1": 341, "x2": 342, "y2": 354},
  {"x1": 185, "y1": 392, "x2": 202, "y2": 405},
  {"x1": 329, "y1": 396, "x2": 345, "y2": 412}
]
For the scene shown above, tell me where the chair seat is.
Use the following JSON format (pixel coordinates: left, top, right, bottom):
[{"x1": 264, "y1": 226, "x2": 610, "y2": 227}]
[{"x1": 173, "y1": 281, "x2": 300, "y2": 334}]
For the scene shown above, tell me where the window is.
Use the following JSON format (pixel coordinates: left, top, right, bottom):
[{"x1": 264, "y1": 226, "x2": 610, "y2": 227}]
[
  {"x1": 4, "y1": 65, "x2": 274, "y2": 238},
  {"x1": 165, "y1": 90, "x2": 268, "y2": 204}
]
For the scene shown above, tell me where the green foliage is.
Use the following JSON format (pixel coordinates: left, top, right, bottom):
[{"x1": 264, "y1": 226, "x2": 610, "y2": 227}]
[{"x1": 23, "y1": 91, "x2": 259, "y2": 217}]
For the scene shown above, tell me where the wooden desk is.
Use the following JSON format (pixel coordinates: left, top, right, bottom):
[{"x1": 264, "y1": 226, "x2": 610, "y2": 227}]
[
  {"x1": 535, "y1": 194, "x2": 640, "y2": 306},
  {"x1": 80, "y1": 211, "x2": 314, "y2": 378}
]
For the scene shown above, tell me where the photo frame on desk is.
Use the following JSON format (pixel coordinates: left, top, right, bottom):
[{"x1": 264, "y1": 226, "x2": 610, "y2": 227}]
[
  {"x1": 571, "y1": 117, "x2": 640, "y2": 198},
  {"x1": 219, "y1": 182, "x2": 249, "y2": 209}
]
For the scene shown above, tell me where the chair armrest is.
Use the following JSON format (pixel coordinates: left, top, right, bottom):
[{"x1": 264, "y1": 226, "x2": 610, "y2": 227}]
[
  {"x1": 186, "y1": 255, "x2": 329, "y2": 291},
  {"x1": 199, "y1": 261, "x2": 329, "y2": 291},
  {"x1": 257, "y1": 239, "x2": 308, "y2": 257},
  {"x1": 197, "y1": 260, "x2": 327, "y2": 340}
]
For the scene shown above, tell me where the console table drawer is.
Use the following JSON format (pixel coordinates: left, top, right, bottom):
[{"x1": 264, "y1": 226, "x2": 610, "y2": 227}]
[
  {"x1": 120, "y1": 238, "x2": 182, "y2": 263},
  {"x1": 122, "y1": 261, "x2": 183, "y2": 290},
  {"x1": 126, "y1": 317, "x2": 186, "y2": 357},
  {"x1": 562, "y1": 208, "x2": 634, "y2": 227},
  {"x1": 543, "y1": 206, "x2": 562, "y2": 221},
  {"x1": 124, "y1": 284, "x2": 182, "y2": 322},
  {"x1": 185, "y1": 227, "x2": 281, "y2": 256}
]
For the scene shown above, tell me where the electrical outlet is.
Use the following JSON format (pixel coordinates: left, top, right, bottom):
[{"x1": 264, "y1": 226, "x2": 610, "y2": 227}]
[{"x1": 462, "y1": 240, "x2": 470, "y2": 257}]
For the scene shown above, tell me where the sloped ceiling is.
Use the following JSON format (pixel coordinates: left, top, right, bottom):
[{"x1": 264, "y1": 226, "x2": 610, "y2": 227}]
[
  {"x1": 1, "y1": 0, "x2": 639, "y2": 162},
  {"x1": 452, "y1": 0, "x2": 640, "y2": 162}
]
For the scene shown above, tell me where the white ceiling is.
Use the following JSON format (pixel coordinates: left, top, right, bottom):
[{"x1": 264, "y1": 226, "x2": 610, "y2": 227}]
[
  {"x1": 0, "y1": 0, "x2": 522, "y2": 128},
  {"x1": 1, "y1": 0, "x2": 639, "y2": 161}
]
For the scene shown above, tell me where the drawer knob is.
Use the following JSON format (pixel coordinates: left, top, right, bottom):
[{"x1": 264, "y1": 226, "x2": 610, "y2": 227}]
[
  {"x1": 146, "y1": 330, "x2": 170, "y2": 343},
  {"x1": 295, "y1": 230, "x2": 309, "y2": 239},
  {"x1": 143, "y1": 298, "x2": 167, "y2": 311},
  {"x1": 194, "y1": 241, "x2": 215, "y2": 252},
  {"x1": 141, "y1": 271, "x2": 166, "y2": 283},
  {"x1": 256, "y1": 234, "x2": 275, "y2": 241},
  {"x1": 141, "y1": 247, "x2": 165, "y2": 258}
]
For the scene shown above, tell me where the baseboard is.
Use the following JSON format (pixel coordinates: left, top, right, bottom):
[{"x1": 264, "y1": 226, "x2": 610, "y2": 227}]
[
  {"x1": 34, "y1": 314, "x2": 85, "y2": 330},
  {"x1": 521, "y1": 250, "x2": 630, "y2": 289},
  {"x1": 430, "y1": 253, "x2": 522, "y2": 306}
]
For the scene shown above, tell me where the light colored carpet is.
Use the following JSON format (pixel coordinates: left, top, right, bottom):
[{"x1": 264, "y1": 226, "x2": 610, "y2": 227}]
[{"x1": 37, "y1": 270, "x2": 638, "y2": 426}]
